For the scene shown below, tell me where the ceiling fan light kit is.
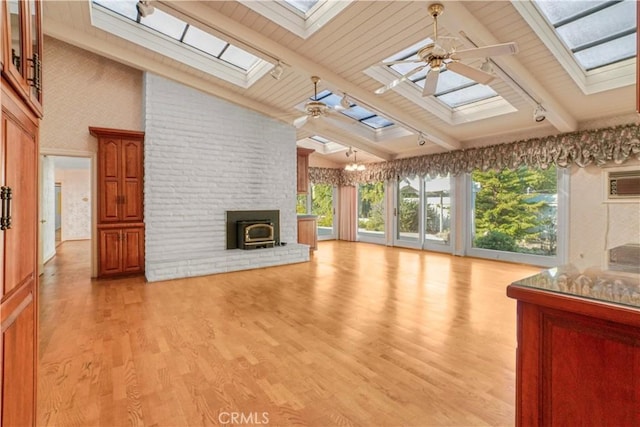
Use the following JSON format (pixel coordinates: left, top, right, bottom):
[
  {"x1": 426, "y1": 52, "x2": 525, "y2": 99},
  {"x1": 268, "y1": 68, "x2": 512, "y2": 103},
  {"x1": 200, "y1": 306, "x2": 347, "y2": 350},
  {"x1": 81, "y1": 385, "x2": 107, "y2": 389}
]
[{"x1": 374, "y1": 3, "x2": 518, "y2": 97}]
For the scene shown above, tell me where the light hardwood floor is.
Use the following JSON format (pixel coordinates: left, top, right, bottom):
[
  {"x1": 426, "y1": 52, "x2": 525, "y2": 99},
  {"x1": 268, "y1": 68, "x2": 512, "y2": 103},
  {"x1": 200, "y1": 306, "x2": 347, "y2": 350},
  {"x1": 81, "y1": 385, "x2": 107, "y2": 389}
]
[{"x1": 38, "y1": 240, "x2": 541, "y2": 426}]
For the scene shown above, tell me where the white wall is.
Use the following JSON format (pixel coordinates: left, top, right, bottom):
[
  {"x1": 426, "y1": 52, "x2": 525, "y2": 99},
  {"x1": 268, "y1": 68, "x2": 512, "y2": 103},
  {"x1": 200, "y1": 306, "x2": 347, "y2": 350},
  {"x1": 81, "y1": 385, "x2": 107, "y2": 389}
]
[
  {"x1": 143, "y1": 73, "x2": 308, "y2": 282},
  {"x1": 569, "y1": 160, "x2": 640, "y2": 270},
  {"x1": 54, "y1": 166, "x2": 92, "y2": 241}
]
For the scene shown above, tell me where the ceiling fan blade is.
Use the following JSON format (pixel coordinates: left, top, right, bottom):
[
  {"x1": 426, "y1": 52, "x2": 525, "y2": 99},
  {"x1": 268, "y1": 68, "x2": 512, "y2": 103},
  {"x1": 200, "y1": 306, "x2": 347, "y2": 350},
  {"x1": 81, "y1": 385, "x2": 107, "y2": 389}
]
[
  {"x1": 447, "y1": 61, "x2": 494, "y2": 85},
  {"x1": 450, "y1": 42, "x2": 518, "y2": 60},
  {"x1": 374, "y1": 65, "x2": 427, "y2": 94},
  {"x1": 380, "y1": 58, "x2": 422, "y2": 66},
  {"x1": 293, "y1": 115, "x2": 309, "y2": 128},
  {"x1": 422, "y1": 68, "x2": 440, "y2": 97}
]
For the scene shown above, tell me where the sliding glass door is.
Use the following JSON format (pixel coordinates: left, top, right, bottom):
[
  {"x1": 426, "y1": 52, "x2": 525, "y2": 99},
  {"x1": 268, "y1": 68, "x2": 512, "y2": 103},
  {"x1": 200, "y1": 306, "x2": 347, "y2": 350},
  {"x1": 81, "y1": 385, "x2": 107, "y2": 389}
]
[
  {"x1": 394, "y1": 175, "x2": 453, "y2": 252},
  {"x1": 397, "y1": 176, "x2": 420, "y2": 244},
  {"x1": 357, "y1": 181, "x2": 386, "y2": 243}
]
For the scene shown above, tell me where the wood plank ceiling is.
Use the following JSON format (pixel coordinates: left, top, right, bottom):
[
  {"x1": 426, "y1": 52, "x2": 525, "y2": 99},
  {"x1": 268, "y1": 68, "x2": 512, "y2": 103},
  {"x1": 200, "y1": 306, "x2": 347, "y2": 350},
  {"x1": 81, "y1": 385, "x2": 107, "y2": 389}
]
[{"x1": 42, "y1": 0, "x2": 638, "y2": 165}]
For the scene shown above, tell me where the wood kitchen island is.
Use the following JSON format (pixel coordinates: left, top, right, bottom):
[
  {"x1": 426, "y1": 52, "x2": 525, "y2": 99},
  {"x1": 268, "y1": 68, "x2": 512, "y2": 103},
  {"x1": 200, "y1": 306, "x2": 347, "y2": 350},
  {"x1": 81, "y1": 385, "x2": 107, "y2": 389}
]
[{"x1": 507, "y1": 267, "x2": 640, "y2": 426}]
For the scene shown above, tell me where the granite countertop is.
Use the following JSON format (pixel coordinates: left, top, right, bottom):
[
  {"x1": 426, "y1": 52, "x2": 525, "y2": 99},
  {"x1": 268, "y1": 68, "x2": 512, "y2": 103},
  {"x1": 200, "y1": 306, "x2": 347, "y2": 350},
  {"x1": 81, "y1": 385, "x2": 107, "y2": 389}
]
[
  {"x1": 512, "y1": 266, "x2": 640, "y2": 309},
  {"x1": 297, "y1": 214, "x2": 318, "y2": 219}
]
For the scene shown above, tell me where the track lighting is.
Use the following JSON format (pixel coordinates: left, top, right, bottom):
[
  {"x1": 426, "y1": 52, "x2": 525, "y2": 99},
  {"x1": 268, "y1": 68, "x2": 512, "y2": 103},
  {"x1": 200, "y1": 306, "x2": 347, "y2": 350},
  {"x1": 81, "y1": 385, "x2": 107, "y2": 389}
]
[
  {"x1": 270, "y1": 61, "x2": 284, "y2": 80},
  {"x1": 136, "y1": 0, "x2": 154, "y2": 18},
  {"x1": 418, "y1": 133, "x2": 426, "y2": 146},
  {"x1": 339, "y1": 93, "x2": 351, "y2": 109},
  {"x1": 533, "y1": 104, "x2": 546, "y2": 123}
]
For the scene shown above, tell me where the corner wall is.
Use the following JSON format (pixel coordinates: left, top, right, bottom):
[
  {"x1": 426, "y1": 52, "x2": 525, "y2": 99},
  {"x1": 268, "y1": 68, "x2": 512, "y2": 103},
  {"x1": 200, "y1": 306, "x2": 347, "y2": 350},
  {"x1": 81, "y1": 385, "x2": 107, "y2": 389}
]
[
  {"x1": 143, "y1": 73, "x2": 308, "y2": 282},
  {"x1": 41, "y1": 36, "x2": 143, "y2": 152}
]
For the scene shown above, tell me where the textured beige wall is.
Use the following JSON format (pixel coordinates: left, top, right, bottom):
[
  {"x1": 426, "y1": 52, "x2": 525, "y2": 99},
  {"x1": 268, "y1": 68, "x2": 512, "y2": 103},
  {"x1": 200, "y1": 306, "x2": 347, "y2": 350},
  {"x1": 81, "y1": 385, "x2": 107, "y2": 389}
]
[
  {"x1": 41, "y1": 37, "x2": 143, "y2": 153},
  {"x1": 569, "y1": 159, "x2": 640, "y2": 270}
]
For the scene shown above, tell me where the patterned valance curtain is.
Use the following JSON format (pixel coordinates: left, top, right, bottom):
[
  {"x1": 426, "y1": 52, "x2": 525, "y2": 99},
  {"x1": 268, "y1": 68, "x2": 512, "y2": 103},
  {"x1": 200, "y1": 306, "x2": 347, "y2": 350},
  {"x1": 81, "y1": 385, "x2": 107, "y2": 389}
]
[{"x1": 309, "y1": 123, "x2": 640, "y2": 186}]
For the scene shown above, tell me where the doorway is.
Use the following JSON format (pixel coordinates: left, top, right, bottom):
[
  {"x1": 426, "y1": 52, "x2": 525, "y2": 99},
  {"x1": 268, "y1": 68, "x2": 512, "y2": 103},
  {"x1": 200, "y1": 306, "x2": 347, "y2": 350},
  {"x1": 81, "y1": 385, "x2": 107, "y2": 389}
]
[{"x1": 39, "y1": 154, "x2": 93, "y2": 274}]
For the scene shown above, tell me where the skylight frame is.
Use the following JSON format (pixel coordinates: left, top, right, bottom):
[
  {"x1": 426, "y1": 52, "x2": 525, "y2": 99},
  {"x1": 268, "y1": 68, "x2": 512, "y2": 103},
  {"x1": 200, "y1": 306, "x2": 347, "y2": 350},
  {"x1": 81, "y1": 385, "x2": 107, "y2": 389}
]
[
  {"x1": 312, "y1": 90, "x2": 395, "y2": 130},
  {"x1": 365, "y1": 43, "x2": 517, "y2": 125},
  {"x1": 511, "y1": 0, "x2": 637, "y2": 94},
  {"x1": 532, "y1": 0, "x2": 636, "y2": 72},
  {"x1": 281, "y1": 0, "x2": 322, "y2": 17},
  {"x1": 90, "y1": 0, "x2": 273, "y2": 88},
  {"x1": 238, "y1": 0, "x2": 352, "y2": 39}
]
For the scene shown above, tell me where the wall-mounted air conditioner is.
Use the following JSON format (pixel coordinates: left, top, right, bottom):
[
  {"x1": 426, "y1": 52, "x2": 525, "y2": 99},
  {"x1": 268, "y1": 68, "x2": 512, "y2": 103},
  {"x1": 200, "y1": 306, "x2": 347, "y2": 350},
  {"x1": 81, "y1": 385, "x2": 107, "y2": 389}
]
[{"x1": 604, "y1": 166, "x2": 640, "y2": 202}]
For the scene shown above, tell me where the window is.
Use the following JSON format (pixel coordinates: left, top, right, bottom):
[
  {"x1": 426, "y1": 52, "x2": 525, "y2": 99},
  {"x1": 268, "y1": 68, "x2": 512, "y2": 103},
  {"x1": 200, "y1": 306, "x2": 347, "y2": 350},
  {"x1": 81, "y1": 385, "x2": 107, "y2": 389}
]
[
  {"x1": 311, "y1": 184, "x2": 335, "y2": 238},
  {"x1": 513, "y1": 0, "x2": 636, "y2": 93},
  {"x1": 282, "y1": 0, "x2": 320, "y2": 14},
  {"x1": 94, "y1": 0, "x2": 260, "y2": 71},
  {"x1": 533, "y1": 0, "x2": 636, "y2": 71},
  {"x1": 92, "y1": 0, "x2": 266, "y2": 82},
  {"x1": 470, "y1": 166, "x2": 562, "y2": 265},
  {"x1": 296, "y1": 194, "x2": 309, "y2": 214},
  {"x1": 238, "y1": 1, "x2": 351, "y2": 39},
  {"x1": 312, "y1": 90, "x2": 394, "y2": 129},
  {"x1": 358, "y1": 182, "x2": 385, "y2": 236},
  {"x1": 310, "y1": 135, "x2": 330, "y2": 144}
]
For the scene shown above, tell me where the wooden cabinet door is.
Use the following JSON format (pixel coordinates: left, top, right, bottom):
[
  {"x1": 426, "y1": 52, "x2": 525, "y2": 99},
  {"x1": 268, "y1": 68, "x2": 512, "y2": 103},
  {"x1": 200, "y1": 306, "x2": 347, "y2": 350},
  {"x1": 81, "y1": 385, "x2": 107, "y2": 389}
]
[
  {"x1": 120, "y1": 139, "x2": 143, "y2": 222},
  {"x1": 2, "y1": 0, "x2": 42, "y2": 117},
  {"x1": 297, "y1": 217, "x2": 317, "y2": 250},
  {"x1": 122, "y1": 227, "x2": 144, "y2": 273},
  {"x1": 296, "y1": 147, "x2": 314, "y2": 194},
  {"x1": 98, "y1": 138, "x2": 121, "y2": 223},
  {"x1": 3, "y1": 107, "x2": 37, "y2": 297},
  {"x1": 1, "y1": 84, "x2": 39, "y2": 427},
  {"x1": 297, "y1": 152, "x2": 308, "y2": 194},
  {"x1": 99, "y1": 228, "x2": 122, "y2": 275},
  {"x1": 2, "y1": 287, "x2": 35, "y2": 427}
]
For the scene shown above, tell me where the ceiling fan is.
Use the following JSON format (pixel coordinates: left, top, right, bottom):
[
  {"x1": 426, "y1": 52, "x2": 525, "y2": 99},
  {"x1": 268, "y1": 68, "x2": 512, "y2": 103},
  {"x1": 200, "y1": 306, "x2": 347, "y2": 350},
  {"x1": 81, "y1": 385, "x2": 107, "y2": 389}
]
[
  {"x1": 293, "y1": 76, "x2": 347, "y2": 128},
  {"x1": 374, "y1": 2, "x2": 519, "y2": 97}
]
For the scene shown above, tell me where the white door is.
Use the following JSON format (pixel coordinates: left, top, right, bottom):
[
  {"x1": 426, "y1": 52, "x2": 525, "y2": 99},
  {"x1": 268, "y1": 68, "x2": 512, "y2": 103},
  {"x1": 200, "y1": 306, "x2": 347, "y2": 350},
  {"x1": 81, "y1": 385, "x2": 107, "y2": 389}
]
[{"x1": 38, "y1": 155, "x2": 56, "y2": 274}]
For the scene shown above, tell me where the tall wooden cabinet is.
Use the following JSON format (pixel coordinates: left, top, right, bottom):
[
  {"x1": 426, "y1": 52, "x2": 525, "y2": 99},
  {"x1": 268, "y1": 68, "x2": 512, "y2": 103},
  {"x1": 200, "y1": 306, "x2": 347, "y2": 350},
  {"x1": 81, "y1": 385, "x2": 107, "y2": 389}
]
[
  {"x1": 90, "y1": 127, "x2": 145, "y2": 278},
  {"x1": 0, "y1": 0, "x2": 43, "y2": 425}
]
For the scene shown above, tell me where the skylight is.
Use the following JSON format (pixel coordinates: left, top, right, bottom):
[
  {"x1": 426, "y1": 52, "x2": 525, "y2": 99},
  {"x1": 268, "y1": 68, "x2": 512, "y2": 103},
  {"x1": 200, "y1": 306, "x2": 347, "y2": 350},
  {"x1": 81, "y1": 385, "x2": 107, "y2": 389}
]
[
  {"x1": 282, "y1": 0, "x2": 320, "y2": 14},
  {"x1": 386, "y1": 38, "x2": 499, "y2": 109},
  {"x1": 310, "y1": 135, "x2": 330, "y2": 144},
  {"x1": 93, "y1": 0, "x2": 261, "y2": 71},
  {"x1": 239, "y1": 1, "x2": 351, "y2": 39},
  {"x1": 533, "y1": 0, "x2": 636, "y2": 71},
  {"x1": 312, "y1": 90, "x2": 394, "y2": 129}
]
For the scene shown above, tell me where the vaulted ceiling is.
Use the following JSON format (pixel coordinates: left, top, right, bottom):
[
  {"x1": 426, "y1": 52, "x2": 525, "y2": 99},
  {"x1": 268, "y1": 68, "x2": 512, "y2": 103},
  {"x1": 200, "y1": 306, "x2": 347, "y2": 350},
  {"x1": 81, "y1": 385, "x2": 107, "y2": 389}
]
[{"x1": 43, "y1": 1, "x2": 638, "y2": 166}]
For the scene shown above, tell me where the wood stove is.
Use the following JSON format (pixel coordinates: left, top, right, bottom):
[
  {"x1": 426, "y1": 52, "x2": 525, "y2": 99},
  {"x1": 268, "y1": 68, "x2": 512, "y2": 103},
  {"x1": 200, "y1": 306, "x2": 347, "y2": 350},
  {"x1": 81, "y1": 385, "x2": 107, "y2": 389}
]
[{"x1": 237, "y1": 220, "x2": 275, "y2": 249}]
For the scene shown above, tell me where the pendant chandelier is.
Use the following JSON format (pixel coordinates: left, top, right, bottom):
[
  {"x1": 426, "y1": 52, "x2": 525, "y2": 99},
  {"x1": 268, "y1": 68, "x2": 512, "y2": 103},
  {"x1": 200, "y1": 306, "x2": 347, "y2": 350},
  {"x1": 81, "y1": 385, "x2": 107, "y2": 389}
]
[{"x1": 345, "y1": 148, "x2": 365, "y2": 171}]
